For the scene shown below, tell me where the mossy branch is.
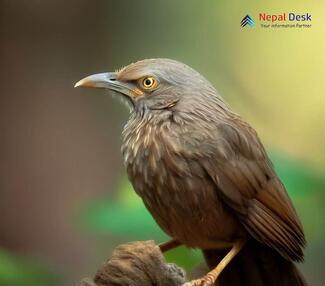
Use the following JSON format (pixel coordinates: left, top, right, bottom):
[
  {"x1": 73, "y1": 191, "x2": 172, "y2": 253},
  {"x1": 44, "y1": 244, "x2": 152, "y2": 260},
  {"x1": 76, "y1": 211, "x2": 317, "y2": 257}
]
[{"x1": 77, "y1": 241, "x2": 186, "y2": 286}]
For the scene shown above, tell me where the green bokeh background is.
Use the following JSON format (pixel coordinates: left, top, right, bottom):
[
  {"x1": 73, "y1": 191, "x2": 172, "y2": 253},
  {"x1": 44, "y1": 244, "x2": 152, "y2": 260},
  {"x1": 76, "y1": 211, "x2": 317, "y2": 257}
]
[{"x1": 1, "y1": 1, "x2": 324, "y2": 285}]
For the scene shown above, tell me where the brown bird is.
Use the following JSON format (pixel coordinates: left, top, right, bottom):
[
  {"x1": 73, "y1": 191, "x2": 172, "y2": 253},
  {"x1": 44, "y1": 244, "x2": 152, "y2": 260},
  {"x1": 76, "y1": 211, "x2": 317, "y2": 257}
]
[{"x1": 75, "y1": 59, "x2": 307, "y2": 286}]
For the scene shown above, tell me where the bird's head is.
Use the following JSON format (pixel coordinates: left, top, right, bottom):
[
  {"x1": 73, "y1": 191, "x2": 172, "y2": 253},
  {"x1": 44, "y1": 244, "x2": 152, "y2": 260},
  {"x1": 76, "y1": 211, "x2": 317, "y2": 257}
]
[{"x1": 75, "y1": 58, "x2": 228, "y2": 119}]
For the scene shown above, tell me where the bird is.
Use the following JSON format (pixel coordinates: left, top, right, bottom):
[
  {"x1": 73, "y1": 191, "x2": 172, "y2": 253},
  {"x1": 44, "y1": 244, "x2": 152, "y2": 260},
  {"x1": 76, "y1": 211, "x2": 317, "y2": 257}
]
[{"x1": 75, "y1": 58, "x2": 307, "y2": 286}]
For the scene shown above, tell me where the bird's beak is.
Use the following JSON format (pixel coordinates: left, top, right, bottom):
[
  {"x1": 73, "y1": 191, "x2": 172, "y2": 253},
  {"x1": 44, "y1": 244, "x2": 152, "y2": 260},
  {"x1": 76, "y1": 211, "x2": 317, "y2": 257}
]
[{"x1": 74, "y1": 72, "x2": 137, "y2": 97}]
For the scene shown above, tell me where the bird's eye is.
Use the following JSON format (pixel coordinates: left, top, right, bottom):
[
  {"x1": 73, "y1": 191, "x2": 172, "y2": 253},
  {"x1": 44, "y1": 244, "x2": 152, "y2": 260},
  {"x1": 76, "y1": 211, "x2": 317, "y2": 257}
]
[{"x1": 140, "y1": 76, "x2": 158, "y2": 90}]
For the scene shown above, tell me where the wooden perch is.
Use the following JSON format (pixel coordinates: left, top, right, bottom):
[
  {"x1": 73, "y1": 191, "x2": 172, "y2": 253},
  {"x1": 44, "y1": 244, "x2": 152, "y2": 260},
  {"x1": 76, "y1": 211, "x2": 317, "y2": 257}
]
[{"x1": 77, "y1": 241, "x2": 186, "y2": 286}]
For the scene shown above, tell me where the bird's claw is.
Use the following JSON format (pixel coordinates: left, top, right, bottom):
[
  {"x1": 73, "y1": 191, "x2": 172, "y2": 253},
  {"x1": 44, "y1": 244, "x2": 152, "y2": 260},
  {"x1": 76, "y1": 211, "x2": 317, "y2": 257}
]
[{"x1": 182, "y1": 274, "x2": 215, "y2": 286}]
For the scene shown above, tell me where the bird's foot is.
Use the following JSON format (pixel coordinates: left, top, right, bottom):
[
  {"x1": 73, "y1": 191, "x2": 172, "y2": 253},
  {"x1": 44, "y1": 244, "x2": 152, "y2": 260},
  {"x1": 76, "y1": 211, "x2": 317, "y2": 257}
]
[
  {"x1": 183, "y1": 240, "x2": 246, "y2": 286},
  {"x1": 182, "y1": 274, "x2": 215, "y2": 286}
]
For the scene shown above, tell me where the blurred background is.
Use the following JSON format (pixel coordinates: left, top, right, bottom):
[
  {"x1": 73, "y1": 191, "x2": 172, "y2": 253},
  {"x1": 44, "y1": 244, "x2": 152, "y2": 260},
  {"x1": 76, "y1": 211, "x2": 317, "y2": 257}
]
[{"x1": 1, "y1": 0, "x2": 324, "y2": 285}]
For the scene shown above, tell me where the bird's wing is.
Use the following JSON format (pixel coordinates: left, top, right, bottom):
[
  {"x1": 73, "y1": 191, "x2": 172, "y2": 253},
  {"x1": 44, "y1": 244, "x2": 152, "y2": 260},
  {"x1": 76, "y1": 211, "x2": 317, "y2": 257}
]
[{"x1": 202, "y1": 120, "x2": 305, "y2": 261}]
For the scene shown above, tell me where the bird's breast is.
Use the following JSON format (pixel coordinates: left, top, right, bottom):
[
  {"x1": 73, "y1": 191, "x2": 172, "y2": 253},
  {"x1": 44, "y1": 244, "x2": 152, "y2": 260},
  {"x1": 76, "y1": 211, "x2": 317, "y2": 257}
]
[{"x1": 121, "y1": 119, "x2": 243, "y2": 248}]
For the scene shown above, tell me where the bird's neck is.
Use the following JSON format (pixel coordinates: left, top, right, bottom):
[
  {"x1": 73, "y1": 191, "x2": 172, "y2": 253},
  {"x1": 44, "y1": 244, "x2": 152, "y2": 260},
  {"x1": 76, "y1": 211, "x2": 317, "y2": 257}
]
[{"x1": 121, "y1": 112, "x2": 169, "y2": 168}]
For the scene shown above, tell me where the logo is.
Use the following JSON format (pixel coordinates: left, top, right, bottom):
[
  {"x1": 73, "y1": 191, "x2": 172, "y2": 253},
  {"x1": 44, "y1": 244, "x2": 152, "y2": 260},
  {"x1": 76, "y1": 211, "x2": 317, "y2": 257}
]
[
  {"x1": 241, "y1": 15, "x2": 255, "y2": 27},
  {"x1": 240, "y1": 13, "x2": 312, "y2": 29}
]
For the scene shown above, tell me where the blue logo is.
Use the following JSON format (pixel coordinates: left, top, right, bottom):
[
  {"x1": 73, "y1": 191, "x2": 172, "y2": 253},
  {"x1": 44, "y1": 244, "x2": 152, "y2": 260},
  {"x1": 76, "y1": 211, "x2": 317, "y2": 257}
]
[{"x1": 241, "y1": 15, "x2": 255, "y2": 27}]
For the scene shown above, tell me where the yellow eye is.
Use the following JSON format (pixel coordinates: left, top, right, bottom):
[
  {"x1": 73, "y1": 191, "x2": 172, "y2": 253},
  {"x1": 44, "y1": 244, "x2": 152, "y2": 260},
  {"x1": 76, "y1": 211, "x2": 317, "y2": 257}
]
[{"x1": 140, "y1": 76, "x2": 158, "y2": 90}]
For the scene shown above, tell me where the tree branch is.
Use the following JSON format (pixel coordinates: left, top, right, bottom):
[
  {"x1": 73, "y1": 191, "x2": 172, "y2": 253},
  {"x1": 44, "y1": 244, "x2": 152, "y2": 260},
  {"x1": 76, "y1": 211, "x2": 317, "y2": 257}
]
[{"x1": 77, "y1": 241, "x2": 186, "y2": 286}]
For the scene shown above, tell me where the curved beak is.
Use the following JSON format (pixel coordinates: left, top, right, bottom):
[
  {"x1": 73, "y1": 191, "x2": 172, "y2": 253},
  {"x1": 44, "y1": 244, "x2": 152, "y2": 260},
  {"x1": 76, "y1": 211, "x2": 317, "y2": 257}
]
[
  {"x1": 74, "y1": 72, "x2": 116, "y2": 89},
  {"x1": 74, "y1": 72, "x2": 136, "y2": 97}
]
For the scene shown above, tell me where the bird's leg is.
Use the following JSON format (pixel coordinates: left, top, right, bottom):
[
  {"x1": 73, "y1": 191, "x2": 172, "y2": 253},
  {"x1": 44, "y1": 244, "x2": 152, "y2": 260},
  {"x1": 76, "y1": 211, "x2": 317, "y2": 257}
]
[
  {"x1": 159, "y1": 239, "x2": 182, "y2": 253},
  {"x1": 183, "y1": 239, "x2": 246, "y2": 286}
]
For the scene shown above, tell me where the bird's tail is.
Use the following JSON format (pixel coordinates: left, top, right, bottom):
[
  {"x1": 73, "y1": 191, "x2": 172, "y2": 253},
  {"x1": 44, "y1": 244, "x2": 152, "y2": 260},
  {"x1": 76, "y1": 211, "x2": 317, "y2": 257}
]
[{"x1": 202, "y1": 240, "x2": 307, "y2": 286}]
